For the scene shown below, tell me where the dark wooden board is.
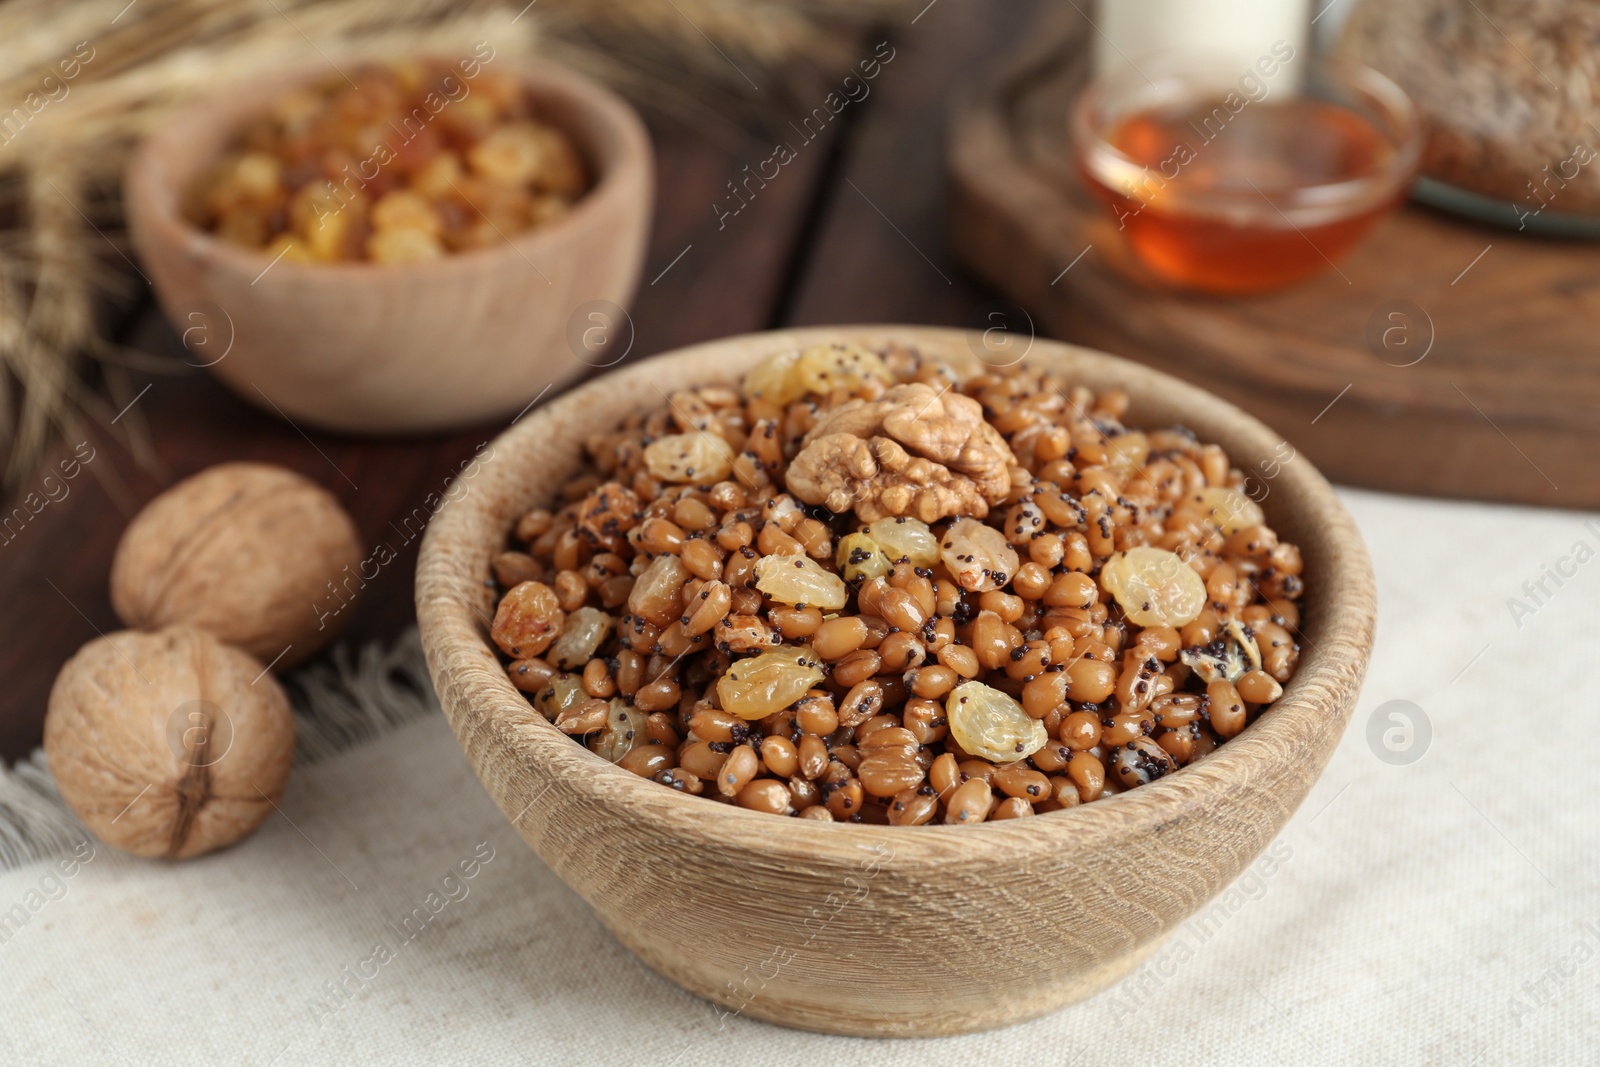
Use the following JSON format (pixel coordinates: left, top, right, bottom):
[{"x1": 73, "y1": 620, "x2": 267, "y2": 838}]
[
  {"x1": 948, "y1": 7, "x2": 1600, "y2": 510},
  {"x1": 786, "y1": 0, "x2": 1048, "y2": 328}
]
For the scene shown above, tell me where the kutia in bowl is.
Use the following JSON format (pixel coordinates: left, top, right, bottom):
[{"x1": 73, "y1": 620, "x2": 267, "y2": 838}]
[
  {"x1": 486, "y1": 342, "x2": 1304, "y2": 822},
  {"x1": 415, "y1": 326, "x2": 1375, "y2": 1036}
]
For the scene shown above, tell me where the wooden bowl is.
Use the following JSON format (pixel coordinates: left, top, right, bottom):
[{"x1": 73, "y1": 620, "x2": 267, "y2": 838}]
[
  {"x1": 125, "y1": 61, "x2": 652, "y2": 435},
  {"x1": 415, "y1": 326, "x2": 1377, "y2": 1036}
]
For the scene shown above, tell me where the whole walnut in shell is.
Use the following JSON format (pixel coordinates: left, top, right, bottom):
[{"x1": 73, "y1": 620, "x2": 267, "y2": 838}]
[
  {"x1": 110, "y1": 462, "x2": 363, "y2": 670},
  {"x1": 44, "y1": 627, "x2": 295, "y2": 859}
]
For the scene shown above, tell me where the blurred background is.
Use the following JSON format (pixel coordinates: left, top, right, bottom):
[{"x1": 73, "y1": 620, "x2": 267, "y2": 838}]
[{"x1": 0, "y1": 0, "x2": 1593, "y2": 759}]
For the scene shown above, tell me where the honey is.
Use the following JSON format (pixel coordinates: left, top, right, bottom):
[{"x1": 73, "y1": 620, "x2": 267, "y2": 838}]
[{"x1": 1083, "y1": 96, "x2": 1405, "y2": 294}]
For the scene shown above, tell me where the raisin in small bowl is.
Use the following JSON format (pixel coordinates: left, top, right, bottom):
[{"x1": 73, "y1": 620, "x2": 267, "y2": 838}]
[
  {"x1": 126, "y1": 57, "x2": 652, "y2": 434},
  {"x1": 415, "y1": 325, "x2": 1376, "y2": 1037}
]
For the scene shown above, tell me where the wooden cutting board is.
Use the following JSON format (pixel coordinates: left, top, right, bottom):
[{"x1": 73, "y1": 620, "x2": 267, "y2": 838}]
[{"x1": 947, "y1": 7, "x2": 1600, "y2": 510}]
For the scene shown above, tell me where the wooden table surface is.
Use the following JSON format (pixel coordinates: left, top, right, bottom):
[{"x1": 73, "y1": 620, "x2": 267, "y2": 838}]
[{"x1": 0, "y1": 3, "x2": 1044, "y2": 761}]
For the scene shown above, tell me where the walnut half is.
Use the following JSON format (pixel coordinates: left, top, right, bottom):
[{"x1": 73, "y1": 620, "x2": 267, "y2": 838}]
[{"x1": 784, "y1": 383, "x2": 1017, "y2": 523}]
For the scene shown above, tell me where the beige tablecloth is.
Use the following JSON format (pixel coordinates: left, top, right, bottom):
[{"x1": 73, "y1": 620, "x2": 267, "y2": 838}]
[{"x1": 3, "y1": 488, "x2": 1595, "y2": 1066}]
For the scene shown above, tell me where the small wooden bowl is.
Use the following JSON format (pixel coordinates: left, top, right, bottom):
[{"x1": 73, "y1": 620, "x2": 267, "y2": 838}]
[
  {"x1": 125, "y1": 61, "x2": 652, "y2": 434},
  {"x1": 415, "y1": 326, "x2": 1376, "y2": 1037}
]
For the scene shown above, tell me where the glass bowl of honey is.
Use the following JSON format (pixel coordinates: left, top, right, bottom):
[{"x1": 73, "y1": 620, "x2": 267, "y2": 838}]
[{"x1": 1073, "y1": 52, "x2": 1422, "y2": 294}]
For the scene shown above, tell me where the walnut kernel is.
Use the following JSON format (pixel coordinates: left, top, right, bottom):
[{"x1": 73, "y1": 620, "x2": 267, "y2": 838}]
[{"x1": 784, "y1": 383, "x2": 1016, "y2": 522}]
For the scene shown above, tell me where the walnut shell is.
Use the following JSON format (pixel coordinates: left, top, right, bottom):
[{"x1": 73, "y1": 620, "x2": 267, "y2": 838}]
[
  {"x1": 110, "y1": 462, "x2": 363, "y2": 670},
  {"x1": 44, "y1": 627, "x2": 295, "y2": 859}
]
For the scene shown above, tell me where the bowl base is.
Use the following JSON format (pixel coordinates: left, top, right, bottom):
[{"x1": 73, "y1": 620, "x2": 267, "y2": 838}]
[{"x1": 603, "y1": 913, "x2": 1168, "y2": 1038}]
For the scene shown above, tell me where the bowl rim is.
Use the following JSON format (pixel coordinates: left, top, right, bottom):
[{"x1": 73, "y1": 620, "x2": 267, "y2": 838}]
[
  {"x1": 415, "y1": 325, "x2": 1376, "y2": 868},
  {"x1": 124, "y1": 55, "x2": 651, "y2": 281}
]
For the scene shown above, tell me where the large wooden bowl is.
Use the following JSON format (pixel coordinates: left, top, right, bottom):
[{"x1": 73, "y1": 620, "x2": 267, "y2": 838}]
[
  {"x1": 415, "y1": 326, "x2": 1377, "y2": 1036},
  {"x1": 125, "y1": 61, "x2": 651, "y2": 434}
]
